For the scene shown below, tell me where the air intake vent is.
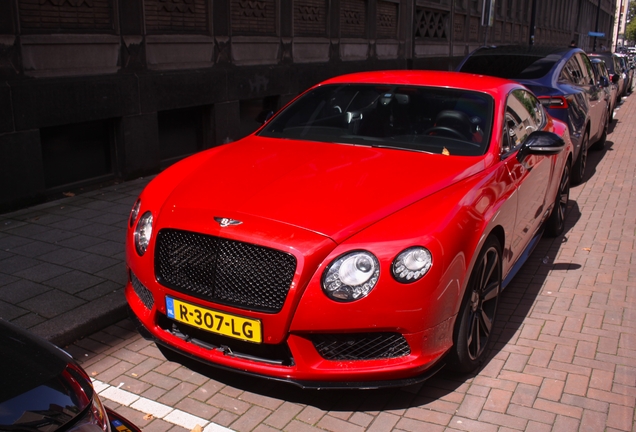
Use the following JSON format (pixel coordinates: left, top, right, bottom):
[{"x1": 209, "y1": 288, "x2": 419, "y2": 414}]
[
  {"x1": 130, "y1": 271, "x2": 154, "y2": 310},
  {"x1": 311, "y1": 333, "x2": 411, "y2": 360}
]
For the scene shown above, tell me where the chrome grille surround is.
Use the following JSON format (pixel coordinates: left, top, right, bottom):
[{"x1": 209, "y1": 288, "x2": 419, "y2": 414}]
[{"x1": 155, "y1": 229, "x2": 297, "y2": 313}]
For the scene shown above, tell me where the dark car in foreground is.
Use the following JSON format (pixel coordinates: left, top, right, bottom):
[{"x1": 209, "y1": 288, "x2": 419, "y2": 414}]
[
  {"x1": 0, "y1": 319, "x2": 141, "y2": 432},
  {"x1": 458, "y1": 45, "x2": 610, "y2": 184},
  {"x1": 126, "y1": 70, "x2": 573, "y2": 388}
]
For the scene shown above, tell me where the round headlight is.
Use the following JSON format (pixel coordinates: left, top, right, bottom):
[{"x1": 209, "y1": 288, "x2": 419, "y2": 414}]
[
  {"x1": 134, "y1": 211, "x2": 153, "y2": 256},
  {"x1": 322, "y1": 251, "x2": 379, "y2": 302},
  {"x1": 392, "y1": 247, "x2": 432, "y2": 283},
  {"x1": 129, "y1": 198, "x2": 141, "y2": 228}
]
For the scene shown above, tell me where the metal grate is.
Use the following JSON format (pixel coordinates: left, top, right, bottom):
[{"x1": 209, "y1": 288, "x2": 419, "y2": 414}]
[
  {"x1": 131, "y1": 271, "x2": 155, "y2": 310},
  {"x1": 155, "y1": 229, "x2": 297, "y2": 313},
  {"x1": 311, "y1": 333, "x2": 411, "y2": 361}
]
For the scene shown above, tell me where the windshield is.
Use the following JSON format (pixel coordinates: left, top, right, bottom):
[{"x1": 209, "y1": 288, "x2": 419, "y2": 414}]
[
  {"x1": 258, "y1": 84, "x2": 494, "y2": 156},
  {"x1": 460, "y1": 54, "x2": 560, "y2": 80}
]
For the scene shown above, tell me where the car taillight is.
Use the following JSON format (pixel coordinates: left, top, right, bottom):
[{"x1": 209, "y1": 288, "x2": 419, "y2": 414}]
[{"x1": 538, "y1": 96, "x2": 569, "y2": 109}]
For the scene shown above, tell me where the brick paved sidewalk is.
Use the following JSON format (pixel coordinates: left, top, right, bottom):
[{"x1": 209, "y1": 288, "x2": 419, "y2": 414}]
[{"x1": 60, "y1": 94, "x2": 636, "y2": 432}]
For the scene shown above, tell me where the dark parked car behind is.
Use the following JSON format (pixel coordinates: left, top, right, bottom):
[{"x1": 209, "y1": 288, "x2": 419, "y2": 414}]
[
  {"x1": 590, "y1": 57, "x2": 619, "y2": 122},
  {"x1": 616, "y1": 53, "x2": 634, "y2": 94},
  {"x1": 587, "y1": 51, "x2": 629, "y2": 100},
  {"x1": 458, "y1": 45, "x2": 610, "y2": 184},
  {"x1": 0, "y1": 319, "x2": 141, "y2": 432}
]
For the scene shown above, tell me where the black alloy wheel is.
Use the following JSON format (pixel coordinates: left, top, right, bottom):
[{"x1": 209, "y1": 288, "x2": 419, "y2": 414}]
[
  {"x1": 449, "y1": 236, "x2": 502, "y2": 373},
  {"x1": 546, "y1": 162, "x2": 571, "y2": 237},
  {"x1": 572, "y1": 131, "x2": 588, "y2": 184}
]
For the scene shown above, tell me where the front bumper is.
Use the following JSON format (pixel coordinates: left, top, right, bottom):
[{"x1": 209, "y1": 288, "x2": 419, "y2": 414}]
[
  {"x1": 128, "y1": 306, "x2": 446, "y2": 389},
  {"x1": 126, "y1": 277, "x2": 451, "y2": 389}
]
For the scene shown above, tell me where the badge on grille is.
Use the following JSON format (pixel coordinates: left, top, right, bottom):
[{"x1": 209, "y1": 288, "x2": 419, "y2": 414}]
[{"x1": 214, "y1": 217, "x2": 243, "y2": 227}]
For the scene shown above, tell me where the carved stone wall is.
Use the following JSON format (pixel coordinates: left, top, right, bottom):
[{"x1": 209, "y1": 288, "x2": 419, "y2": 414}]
[
  {"x1": 145, "y1": 0, "x2": 208, "y2": 33},
  {"x1": 294, "y1": 0, "x2": 327, "y2": 37},
  {"x1": 231, "y1": 0, "x2": 277, "y2": 36},
  {"x1": 414, "y1": 7, "x2": 448, "y2": 41},
  {"x1": 341, "y1": 0, "x2": 367, "y2": 38},
  {"x1": 377, "y1": 1, "x2": 398, "y2": 39},
  {"x1": 19, "y1": 0, "x2": 114, "y2": 33}
]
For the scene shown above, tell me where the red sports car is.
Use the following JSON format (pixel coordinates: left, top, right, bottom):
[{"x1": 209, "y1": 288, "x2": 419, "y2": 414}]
[{"x1": 126, "y1": 71, "x2": 573, "y2": 388}]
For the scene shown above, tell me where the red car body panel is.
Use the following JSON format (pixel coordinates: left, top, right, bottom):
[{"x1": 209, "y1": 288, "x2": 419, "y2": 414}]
[{"x1": 126, "y1": 71, "x2": 572, "y2": 387}]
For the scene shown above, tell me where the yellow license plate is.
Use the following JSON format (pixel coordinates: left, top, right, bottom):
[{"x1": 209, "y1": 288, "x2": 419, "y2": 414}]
[{"x1": 166, "y1": 297, "x2": 262, "y2": 343}]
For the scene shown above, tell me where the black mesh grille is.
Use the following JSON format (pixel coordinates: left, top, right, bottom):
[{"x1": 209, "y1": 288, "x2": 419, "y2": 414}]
[
  {"x1": 155, "y1": 229, "x2": 297, "y2": 313},
  {"x1": 131, "y1": 271, "x2": 155, "y2": 310},
  {"x1": 311, "y1": 333, "x2": 411, "y2": 360}
]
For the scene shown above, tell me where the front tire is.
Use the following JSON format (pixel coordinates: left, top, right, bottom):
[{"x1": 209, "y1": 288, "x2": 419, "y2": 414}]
[
  {"x1": 449, "y1": 236, "x2": 502, "y2": 373},
  {"x1": 545, "y1": 162, "x2": 571, "y2": 237}
]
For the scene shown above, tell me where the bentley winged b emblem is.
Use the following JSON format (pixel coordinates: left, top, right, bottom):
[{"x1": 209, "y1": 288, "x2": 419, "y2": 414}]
[{"x1": 214, "y1": 217, "x2": 243, "y2": 227}]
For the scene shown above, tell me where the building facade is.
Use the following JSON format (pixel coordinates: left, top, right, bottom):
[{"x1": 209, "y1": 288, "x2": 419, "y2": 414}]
[{"x1": 0, "y1": 0, "x2": 617, "y2": 211}]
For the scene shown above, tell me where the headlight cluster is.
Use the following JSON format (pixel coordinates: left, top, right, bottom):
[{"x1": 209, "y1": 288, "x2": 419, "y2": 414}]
[
  {"x1": 130, "y1": 199, "x2": 153, "y2": 256},
  {"x1": 392, "y1": 247, "x2": 433, "y2": 283},
  {"x1": 321, "y1": 246, "x2": 432, "y2": 302},
  {"x1": 322, "y1": 251, "x2": 380, "y2": 301}
]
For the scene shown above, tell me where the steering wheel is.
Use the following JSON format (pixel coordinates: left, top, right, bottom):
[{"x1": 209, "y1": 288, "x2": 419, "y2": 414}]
[
  {"x1": 425, "y1": 126, "x2": 467, "y2": 140},
  {"x1": 424, "y1": 126, "x2": 481, "y2": 147}
]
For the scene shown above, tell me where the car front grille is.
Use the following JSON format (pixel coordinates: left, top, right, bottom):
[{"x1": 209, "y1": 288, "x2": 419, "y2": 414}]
[
  {"x1": 131, "y1": 271, "x2": 154, "y2": 310},
  {"x1": 155, "y1": 229, "x2": 297, "y2": 313},
  {"x1": 311, "y1": 333, "x2": 411, "y2": 361}
]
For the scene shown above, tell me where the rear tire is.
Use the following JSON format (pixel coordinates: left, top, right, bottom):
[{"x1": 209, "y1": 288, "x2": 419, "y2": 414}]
[
  {"x1": 449, "y1": 236, "x2": 502, "y2": 373},
  {"x1": 572, "y1": 131, "x2": 588, "y2": 185},
  {"x1": 545, "y1": 162, "x2": 570, "y2": 237},
  {"x1": 591, "y1": 114, "x2": 609, "y2": 151}
]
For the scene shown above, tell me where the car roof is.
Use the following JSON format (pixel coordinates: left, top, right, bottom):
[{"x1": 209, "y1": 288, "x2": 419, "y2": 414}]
[
  {"x1": 468, "y1": 45, "x2": 580, "y2": 57},
  {"x1": 457, "y1": 45, "x2": 583, "y2": 81},
  {"x1": 318, "y1": 70, "x2": 517, "y2": 94}
]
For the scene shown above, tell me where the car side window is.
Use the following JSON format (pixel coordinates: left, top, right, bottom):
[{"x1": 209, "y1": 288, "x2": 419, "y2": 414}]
[
  {"x1": 561, "y1": 58, "x2": 583, "y2": 85},
  {"x1": 577, "y1": 54, "x2": 595, "y2": 85},
  {"x1": 502, "y1": 89, "x2": 539, "y2": 154}
]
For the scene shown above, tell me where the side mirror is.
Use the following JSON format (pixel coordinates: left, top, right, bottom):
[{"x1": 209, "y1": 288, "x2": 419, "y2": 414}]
[
  {"x1": 600, "y1": 76, "x2": 610, "y2": 87},
  {"x1": 612, "y1": 74, "x2": 620, "y2": 84},
  {"x1": 517, "y1": 131, "x2": 565, "y2": 164}
]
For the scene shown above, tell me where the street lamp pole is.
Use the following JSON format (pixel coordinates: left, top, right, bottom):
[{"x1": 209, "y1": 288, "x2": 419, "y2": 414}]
[{"x1": 593, "y1": 0, "x2": 602, "y2": 51}]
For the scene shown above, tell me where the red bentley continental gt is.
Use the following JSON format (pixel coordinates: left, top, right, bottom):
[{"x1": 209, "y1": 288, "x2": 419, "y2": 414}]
[{"x1": 126, "y1": 71, "x2": 573, "y2": 388}]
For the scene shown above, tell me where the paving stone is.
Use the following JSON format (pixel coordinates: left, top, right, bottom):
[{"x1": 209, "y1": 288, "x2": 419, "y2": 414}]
[
  {"x1": 0, "y1": 279, "x2": 53, "y2": 303},
  {"x1": 65, "y1": 254, "x2": 119, "y2": 274},
  {"x1": 13, "y1": 262, "x2": 71, "y2": 283},
  {"x1": 0, "y1": 272, "x2": 19, "y2": 287},
  {"x1": 57, "y1": 234, "x2": 107, "y2": 251},
  {"x1": 76, "y1": 280, "x2": 120, "y2": 300},
  {"x1": 0, "y1": 299, "x2": 28, "y2": 320},
  {"x1": 18, "y1": 289, "x2": 85, "y2": 318},
  {"x1": 45, "y1": 270, "x2": 104, "y2": 294},
  {"x1": 10, "y1": 311, "x2": 47, "y2": 328},
  {"x1": 38, "y1": 248, "x2": 89, "y2": 265},
  {"x1": 0, "y1": 255, "x2": 41, "y2": 274},
  {"x1": 10, "y1": 241, "x2": 60, "y2": 258}
]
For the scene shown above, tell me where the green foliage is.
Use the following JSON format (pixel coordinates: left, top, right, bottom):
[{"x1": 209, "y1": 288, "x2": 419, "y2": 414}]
[
  {"x1": 623, "y1": 1, "x2": 636, "y2": 43},
  {"x1": 627, "y1": 21, "x2": 636, "y2": 43}
]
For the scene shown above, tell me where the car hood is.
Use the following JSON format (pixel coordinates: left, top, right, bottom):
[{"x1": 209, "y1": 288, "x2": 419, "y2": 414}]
[
  {"x1": 0, "y1": 320, "x2": 93, "y2": 432},
  {"x1": 157, "y1": 136, "x2": 486, "y2": 244}
]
